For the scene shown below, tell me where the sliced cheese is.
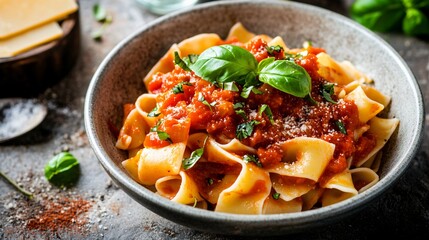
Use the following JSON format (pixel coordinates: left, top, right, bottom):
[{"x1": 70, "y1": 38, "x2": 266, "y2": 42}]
[
  {"x1": 0, "y1": 0, "x2": 78, "y2": 39},
  {"x1": 0, "y1": 22, "x2": 63, "y2": 58}
]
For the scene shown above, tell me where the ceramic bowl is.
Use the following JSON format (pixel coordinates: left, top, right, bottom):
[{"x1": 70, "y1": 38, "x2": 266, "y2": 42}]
[{"x1": 84, "y1": 0, "x2": 424, "y2": 236}]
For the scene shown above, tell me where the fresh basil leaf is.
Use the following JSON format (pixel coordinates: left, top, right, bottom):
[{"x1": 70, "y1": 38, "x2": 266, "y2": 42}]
[
  {"x1": 243, "y1": 154, "x2": 263, "y2": 167},
  {"x1": 336, "y1": 120, "x2": 347, "y2": 134},
  {"x1": 322, "y1": 83, "x2": 337, "y2": 104},
  {"x1": 258, "y1": 104, "x2": 275, "y2": 124},
  {"x1": 147, "y1": 106, "x2": 160, "y2": 117},
  {"x1": 236, "y1": 120, "x2": 259, "y2": 140},
  {"x1": 258, "y1": 58, "x2": 311, "y2": 98},
  {"x1": 403, "y1": 8, "x2": 429, "y2": 36},
  {"x1": 182, "y1": 136, "x2": 208, "y2": 170},
  {"x1": 44, "y1": 152, "x2": 80, "y2": 187},
  {"x1": 189, "y1": 45, "x2": 258, "y2": 85},
  {"x1": 172, "y1": 81, "x2": 192, "y2": 94},
  {"x1": 174, "y1": 52, "x2": 191, "y2": 71},
  {"x1": 350, "y1": 0, "x2": 405, "y2": 32}
]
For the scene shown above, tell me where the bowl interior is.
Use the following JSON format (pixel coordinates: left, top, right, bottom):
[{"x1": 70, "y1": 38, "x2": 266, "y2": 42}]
[{"x1": 85, "y1": 0, "x2": 424, "y2": 236}]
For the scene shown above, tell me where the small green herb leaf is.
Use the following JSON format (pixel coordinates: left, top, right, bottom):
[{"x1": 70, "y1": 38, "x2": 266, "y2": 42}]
[
  {"x1": 182, "y1": 136, "x2": 208, "y2": 170},
  {"x1": 44, "y1": 152, "x2": 80, "y2": 187},
  {"x1": 235, "y1": 109, "x2": 247, "y2": 120},
  {"x1": 207, "y1": 178, "x2": 214, "y2": 185},
  {"x1": 322, "y1": 83, "x2": 337, "y2": 104},
  {"x1": 150, "y1": 121, "x2": 172, "y2": 143},
  {"x1": 240, "y1": 85, "x2": 263, "y2": 99},
  {"x1": 172, "y1": 82, "x2": 193, "y2": 94},
  {"x1": 272, "y1": 192, "x2": 281, "y2": 200},
  {"x1": 189, "y1": 45, "x2": 258, "y2": 85},
  {"x1": 258, "y1": 57, "x2": 311, "y2": 98},
  {"x1": 174, "y1": 52, "x2": 191, "y2": 71},
  {"x1": 336, "y1": 120, "x2": 347, "y2": 135},
  {"x1": 236, "y1": 120, "x2": 260, "y2": 140},
  {"x1": 93, "y1": 4, "x2": 108, "y2": 22},
  {"x1": 147, "y1": 106, "x2": 160, "y2": 117},
  {"x1": 234, "y1": 102, "x2": 245, "y2": 109},
  {"x1": 266, "y1": 45, "x2": 283, "y2": 56},
  {"x1": 198, "y1": 92, "x2": 215, "y2": 111},
  {"x1": 243, "y1": 154, "x2": 263, "y2": 167},
  {"x1": 157, "y1": 131, "x2": 172, "y2": 143},
  {"x1": 220, "y1": 82, "x2": 239, "y2": 91},
  {"x1": 258, "y1": 104, "x2": 275, "y2": 124}
]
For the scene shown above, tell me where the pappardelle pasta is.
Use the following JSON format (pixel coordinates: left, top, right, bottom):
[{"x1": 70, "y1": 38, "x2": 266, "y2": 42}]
[{"x1": 115, "y1": 23, "x2": 399, "y2": 214}]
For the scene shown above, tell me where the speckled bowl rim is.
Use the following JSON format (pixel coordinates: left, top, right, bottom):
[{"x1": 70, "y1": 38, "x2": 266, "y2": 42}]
[{"x1": 85, "y1": 0, "x2": 425, "y2": 236}]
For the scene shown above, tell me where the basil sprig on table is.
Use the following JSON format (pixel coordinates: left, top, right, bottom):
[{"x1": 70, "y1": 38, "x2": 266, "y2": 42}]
[
  {"x1": 44, "y1": 152, "x2": 80, "y2": 187},
  {"x1": 177, "y1": 45, "x2": 311, "y2": 99},
  {"x1": 350, "y1": 0, "x2": 429, "y2": 37}
]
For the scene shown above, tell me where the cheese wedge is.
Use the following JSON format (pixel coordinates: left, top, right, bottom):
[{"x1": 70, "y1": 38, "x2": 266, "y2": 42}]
[
  {"x1": 0, "y1": 22, "x2": 63, "y2": 58},
  {"x1": 0, "y1": 0, "x2": 78, "y2": 39}
]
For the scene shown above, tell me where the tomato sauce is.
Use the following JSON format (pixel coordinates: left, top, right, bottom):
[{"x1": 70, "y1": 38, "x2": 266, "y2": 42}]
[{"x1": 145, "y1": 37, "x2": 376, "y2": 184}]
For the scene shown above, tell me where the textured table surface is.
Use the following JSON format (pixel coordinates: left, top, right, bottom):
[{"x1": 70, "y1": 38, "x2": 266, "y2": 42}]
[{"x1": 1, "y1": 0, "x2": 428, "y2": 239}]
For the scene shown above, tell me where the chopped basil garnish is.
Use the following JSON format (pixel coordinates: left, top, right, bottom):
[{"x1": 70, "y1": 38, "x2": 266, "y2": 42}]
[
  {"x1": 236, "y1": 120, "x2": 260, "y2": 140},
  {"x1": 198, "y1": 92, "x2": 215, "y2": 111},
  {"x1": 272, "y1": 192, "x2": 281, "y2": 200},
  {"x1": 147, "y1": 105, "x2": 160, "y2": 117},
  {"x1": 266, "y1": 45, "x2": 283, "y2": 56},
  {"x1": 241, "y1": 85, "x2": 264, "y2": 99},
  {"x1": 258, "y1": 104, "x2": 275, "y2": 124},
  {"x1": 182, "y1": 136, "x2": 208, "y2": 170},
  {"x1": 235, "y1": 109, "x2": 247, "y2": 120},
  {"x1": 150, "y1": 121, "x2": 172, "y2": 143},
  {"x1": 187, "y1": 45, "x2": 311, "y2": 99},
  {"x1": 336, "y1": 120, "x2": 347, "y2": 134},
  {"x1": 322, "y1": 83, "x2": 337, "y2": 104},
  {"x1": 221, "y1": 82, "x2": 239, "y2": 91},
  {"x1": 233, "y1": 102, "x2": 245, "y2": 109},
  {"x1": 243, "y1": 154, "x2": 263, "y2": 167},
  {"x1": 207, "y1": 178, "x2": 214, "y2": 186},
  {"x1": 44, "y1": 152, "x2": 80, "y2": 187},
  {"x1": 172, "y1": 81, "x2": 193, "y2": 94}
]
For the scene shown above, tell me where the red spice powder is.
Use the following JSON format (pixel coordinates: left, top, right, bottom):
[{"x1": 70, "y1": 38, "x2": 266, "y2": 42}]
[{"x1": 26, "y1": 196, "x2": 91, "y2": 233}]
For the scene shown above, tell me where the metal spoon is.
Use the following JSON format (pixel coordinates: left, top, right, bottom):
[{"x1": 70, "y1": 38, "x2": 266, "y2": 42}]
[{"x1": 0, "y1": 98, "x2": 47, "y2": 143}]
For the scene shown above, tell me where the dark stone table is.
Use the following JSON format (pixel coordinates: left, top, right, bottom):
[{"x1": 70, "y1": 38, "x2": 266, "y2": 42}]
[{"x1": 1, "y1": 0, "x2": 428, "y2": 239}]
